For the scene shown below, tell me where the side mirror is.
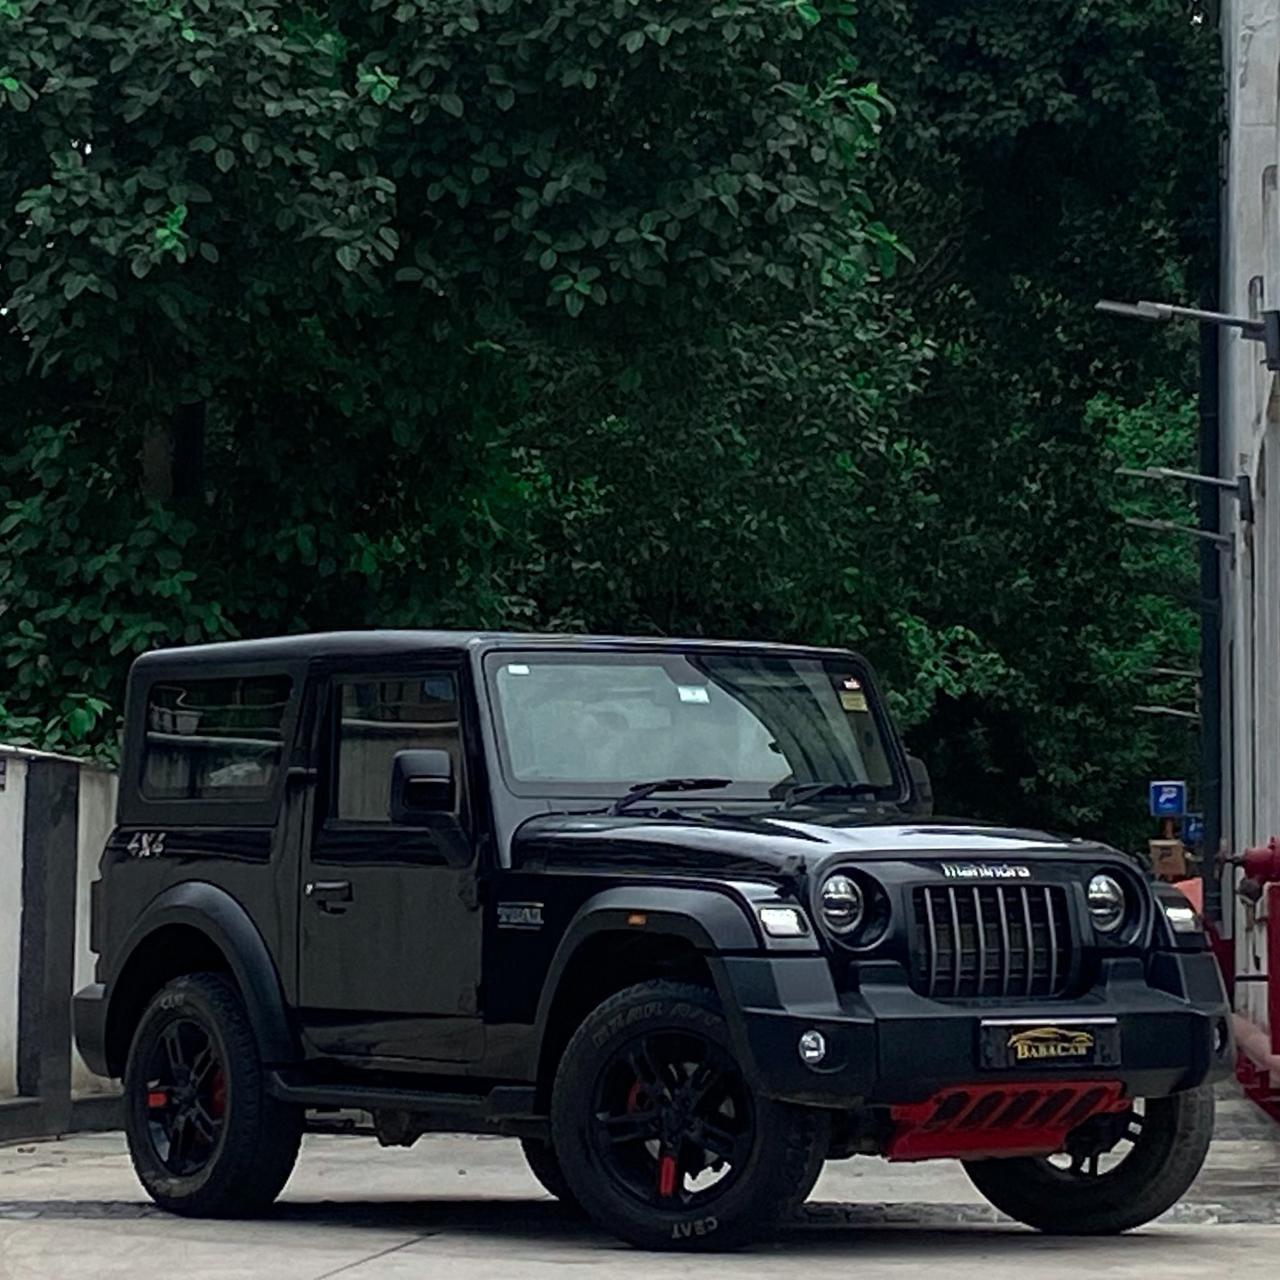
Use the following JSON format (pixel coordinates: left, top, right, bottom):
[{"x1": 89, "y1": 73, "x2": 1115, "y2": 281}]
[
  {"x1": 905, "y1": 754, "x2": 934, "y2": 818},
  {"x1": 390, "y1": 749, "x2": 455, "y2": 822}
]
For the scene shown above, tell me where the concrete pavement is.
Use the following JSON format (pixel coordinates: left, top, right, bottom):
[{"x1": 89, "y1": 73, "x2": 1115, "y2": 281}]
[{"x1": 1, "y1": 1088, "x2": 1278, "y2": 1278}]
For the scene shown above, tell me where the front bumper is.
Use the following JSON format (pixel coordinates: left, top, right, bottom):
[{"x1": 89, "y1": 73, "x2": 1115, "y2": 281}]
[
  {"x1": 718, "y1": 950, "x2": 1233, "y2": 1107},
  {"x1": 73, "y1": 983, "x2": 111, "y2": 1079}
]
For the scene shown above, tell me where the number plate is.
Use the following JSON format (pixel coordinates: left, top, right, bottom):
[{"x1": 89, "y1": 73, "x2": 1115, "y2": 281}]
[{"x1": 978, "y1": 1019, "x2": 1120, "y2": 1070}]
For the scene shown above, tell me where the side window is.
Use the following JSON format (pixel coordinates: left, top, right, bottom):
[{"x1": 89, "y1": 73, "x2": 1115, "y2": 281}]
[
  {"x1": 334, "y1": 673, "x2": 461, "y2": 822},
  {"x1": 142, "y1": 675, "x2": 293, "y2": 801}
]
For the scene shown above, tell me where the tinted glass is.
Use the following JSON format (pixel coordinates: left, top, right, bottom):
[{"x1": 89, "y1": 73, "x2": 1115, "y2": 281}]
[
  {"x1": 484, "y1": 651, "x2": 897, "y2": 797},
  {"x1": 335, "y1": 674, "x2": 460, "y2": 822},
  {"x1": 142, "y1": 675, "x2": 292, "y2": 801}
]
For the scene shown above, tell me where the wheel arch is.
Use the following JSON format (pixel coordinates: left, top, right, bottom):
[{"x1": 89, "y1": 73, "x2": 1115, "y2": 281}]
[
  {"x1": 104, "y1": 881, "x2": 299, "y2": 1076},
  {"x1": 531, "y1": 887, "x2": 759, "y2": 1103}
]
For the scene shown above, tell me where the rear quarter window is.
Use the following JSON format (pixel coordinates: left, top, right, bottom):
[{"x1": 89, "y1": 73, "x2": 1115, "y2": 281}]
[{"x1": 141, "y1": 675, "x2": 293, "y2": 801}]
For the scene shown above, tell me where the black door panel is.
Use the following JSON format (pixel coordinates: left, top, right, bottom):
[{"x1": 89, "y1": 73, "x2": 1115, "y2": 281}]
[{"x1": 295, "y1": 668, "x2": 484, "y2": 1062}]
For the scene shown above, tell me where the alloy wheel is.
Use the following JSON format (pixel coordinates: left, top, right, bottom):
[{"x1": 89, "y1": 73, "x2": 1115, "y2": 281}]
[
  {"x1": 589, "y1": 1028, "x2": 755, "y2": 1209},
  {"x1": 142, "y1": 1018, "x2": 227, "y2": 1177}
]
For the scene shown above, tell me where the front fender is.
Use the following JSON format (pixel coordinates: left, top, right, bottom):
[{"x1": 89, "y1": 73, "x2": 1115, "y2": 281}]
[
  {"x1": 531, "y1": 885, "x2": 775, "y2": 1079},
  {"x1": 104, "y1": 881, "x2": 298, "y2": 1070}
]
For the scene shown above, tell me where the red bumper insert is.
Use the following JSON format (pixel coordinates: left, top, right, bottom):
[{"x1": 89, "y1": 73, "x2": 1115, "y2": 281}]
[{"x1": 886, "y1": 1081, "x2": 1129, "y2": 1162}]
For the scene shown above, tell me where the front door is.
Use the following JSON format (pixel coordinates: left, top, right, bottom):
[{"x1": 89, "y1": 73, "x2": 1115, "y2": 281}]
[{"x1": 296, "y1": 664, "x2": 484, "y2": 1062}]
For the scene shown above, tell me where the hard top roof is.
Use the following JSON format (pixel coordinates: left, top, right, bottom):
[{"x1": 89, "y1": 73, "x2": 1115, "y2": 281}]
[{"x1": 130, "y1": 630, "x2": 858, "y2": 673}]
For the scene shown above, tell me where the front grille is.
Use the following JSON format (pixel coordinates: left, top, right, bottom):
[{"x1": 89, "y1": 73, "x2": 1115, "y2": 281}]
[{"x1": 912, "y1": 884, "x2": 1074, "y2": 999}]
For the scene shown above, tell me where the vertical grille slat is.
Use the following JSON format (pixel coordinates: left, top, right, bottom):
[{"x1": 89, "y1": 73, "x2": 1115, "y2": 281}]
[
  {"x1": 923, "y1": 889, "x2": 938, "y2": 996},
  {"x1": 1044, "y1": 886, "x2": 1058, "y2": 994},
  {"x1": 913, "y1": 883, "x2": 1074, "y2": 1000},
  {"x1": 997, "y1": 887, "x2": 1012, "y2": 992},
  {"x1": 973, "y1": 886, "x2": 987, "y2": 993},
  {"x1": 1020, "y1": 885, "x2": 1035, "y2": 997},
  {"x1": 948, "y1": 887, "x2": 963, "y2": 997}
]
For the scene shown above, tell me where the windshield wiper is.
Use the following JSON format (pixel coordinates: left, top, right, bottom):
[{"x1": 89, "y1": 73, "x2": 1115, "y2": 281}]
[
  {"x1": 782, "y1": 781, "x2": 883, "y2": 809},
  {"x1": 611, "y1": 777, "x2": 732, "y2": 815}
]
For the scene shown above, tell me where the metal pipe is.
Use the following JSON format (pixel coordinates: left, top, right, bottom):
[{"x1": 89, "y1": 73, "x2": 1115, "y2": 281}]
[{"x1": 1201, "y1": 313, "x2": 1224, "y2": 928}]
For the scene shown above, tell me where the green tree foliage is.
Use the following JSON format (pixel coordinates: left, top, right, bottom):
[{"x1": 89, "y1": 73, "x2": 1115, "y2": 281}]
[
  {"x1": 853, "y1": 1, "x2": 1218, "y2": 843},
  {"x1": 1, "y1": 0, "x2": 928, "y2": 750},
  {"x1": 0, "y1": 0, "x2": 1219, "y2": 850}
]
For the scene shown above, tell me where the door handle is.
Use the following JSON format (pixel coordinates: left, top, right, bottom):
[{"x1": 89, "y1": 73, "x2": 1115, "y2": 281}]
[{"x1": 306, "y1": 880, "x2": 352, "y2": 913}]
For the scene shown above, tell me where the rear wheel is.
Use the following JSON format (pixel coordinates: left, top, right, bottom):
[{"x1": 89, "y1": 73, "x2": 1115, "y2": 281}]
[
  {"x1": 551, "y1": 980, "x2": 829, "y2": 1250},
  {"x1": 123, "y1": 972, "x2": 303, "y2": 1217},
  {"x1": 964, "y1": 1085, "x2": 1214, "y2": 1234}
]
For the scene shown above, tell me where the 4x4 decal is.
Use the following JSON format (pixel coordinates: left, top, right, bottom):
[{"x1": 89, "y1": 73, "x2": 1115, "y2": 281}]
[{"x1": 125, "y1": 831, "x2": 167, "y2": 859}]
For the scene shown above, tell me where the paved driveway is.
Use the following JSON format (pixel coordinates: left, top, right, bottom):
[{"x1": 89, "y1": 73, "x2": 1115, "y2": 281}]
[{"x1": 2, "y1": 1088, "x2": 1278, "y2": 1278}]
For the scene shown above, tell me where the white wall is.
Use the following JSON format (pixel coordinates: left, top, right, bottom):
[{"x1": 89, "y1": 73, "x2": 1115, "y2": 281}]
[
  {"x1": 1222, "y1": 0, "x2": 1280, "y2": 1036},
  {"x1": 0, "y1": 746, "x2": 119, "y2": 1103},
  {"x1": 0, "y1": 752, "x2": 28, "y2": 1099},
  {"x1": 73, "y1": 768, "x2": 117, "y2": 1096}
]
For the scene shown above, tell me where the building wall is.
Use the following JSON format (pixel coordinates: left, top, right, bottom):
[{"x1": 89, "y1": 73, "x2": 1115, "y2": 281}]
[
  {"x1": 0, "y1": 754, "x2": 28, "y2": 1098},
  {"x1": 0, "y1": 744, "x2": 119, "y2": 1126},
  {"x1": 1222, "y1": 0, "x2": 1280, "y2": 1035},
  {"x1": 73, "y1": 768, "x2": 118, "y2": 1096}
]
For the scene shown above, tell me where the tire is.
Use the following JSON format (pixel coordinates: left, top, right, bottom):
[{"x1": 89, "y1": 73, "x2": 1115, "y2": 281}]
[
  {"x1": 550, "y1": 980, "x2": 829, "y2": 1251},
  {"x1": 520, "y1": 1138, "x2": 581, "y2": 1209},
  {"x1": 964, "y1": 1085, "x2": 1214, "y2": 1234},
  {"x1": 123, "y1": 972, "x2": 303, "y2": 1217}
]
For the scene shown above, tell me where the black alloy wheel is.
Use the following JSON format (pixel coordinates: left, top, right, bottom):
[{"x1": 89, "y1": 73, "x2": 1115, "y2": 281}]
[
  {"x1": 124, "y1": 972, "x2": 303, "y2": 1217},
  {"x1": 964, "y1": 1085, "x2": 1214, "y2": 1234},
  {"x1": 589, "y1": 1028, "x2": 755, "y2": 1209},
  {"x1": 142, "y1": 1018, "x2": 228, "y2": 1176},
  {"x1": 551, "y1": 980, "x2": 830, "y2": 1250}
]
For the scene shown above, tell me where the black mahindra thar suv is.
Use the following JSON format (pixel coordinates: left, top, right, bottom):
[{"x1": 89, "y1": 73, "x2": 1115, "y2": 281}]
[{"x1": 74, "y1": 632, "x2": 1232, "y2": 1249}]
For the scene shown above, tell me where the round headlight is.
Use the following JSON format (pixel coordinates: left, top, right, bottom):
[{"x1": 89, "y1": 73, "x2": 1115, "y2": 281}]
[
  {"x1": 1087, "y1": 873, "x2": 1126, "y2": 934},
  {"x1": 819, "y1": 873, "x2": 865, "y2": 936}
]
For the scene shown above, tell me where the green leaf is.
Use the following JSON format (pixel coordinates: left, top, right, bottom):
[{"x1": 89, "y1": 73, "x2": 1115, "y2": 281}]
[
  {"x1": 214, "y1": 148, "x2": 235, "y2": 173},
  {"x1": 622, "y1": 30, "x2": 645, "y2": 54},
  {"x1": 336, "y1": 244, "x2": 361, "y2": 271},
  {"x1": 439, "y1": 92, "x2": 463, "y2": 118}
]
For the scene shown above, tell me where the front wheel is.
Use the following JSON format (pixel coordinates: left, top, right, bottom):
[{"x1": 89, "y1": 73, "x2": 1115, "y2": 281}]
[
  {"x1": 123, "y1": 972, "x2": 303, "y2": 1217},
  {"x1": 550, "y1": 980, "x2": 829, "y2": 1251},
  {"x1": 964, "y1": 1085, "x2": 1214, "y2": 1234}
]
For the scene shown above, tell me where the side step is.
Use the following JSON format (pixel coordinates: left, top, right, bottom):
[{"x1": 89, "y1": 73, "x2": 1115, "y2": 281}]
[{"x1": 266, "y1": 1074, "x2": 546, "y2": 1139}]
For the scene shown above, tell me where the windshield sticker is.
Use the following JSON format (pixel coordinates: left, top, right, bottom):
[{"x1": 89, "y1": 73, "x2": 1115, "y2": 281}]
[
  {"x1": 836, "y1": 675, "x2": 867, "y2": 712},
  {"x1": 506, "y1": 663, "x2": 530, "y2": 676},
  {"x1": 677, "y1": 685, "x2": 711, "y2": 705}
]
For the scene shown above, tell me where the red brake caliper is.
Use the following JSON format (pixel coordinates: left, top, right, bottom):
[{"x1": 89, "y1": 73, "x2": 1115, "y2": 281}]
[
  {"x1": 146, "y1": 1089, "x2": 169, "y2": 1110},
  {"x1": 628, "y1": 1079, "x2": 678, "y2": 1199},
  {"x1": 657, "y1": 1154, "x2": 678, "y2": 1198},
  {"x1": 210, "y1": 1070, "x2": 227, "y2": 1119}
]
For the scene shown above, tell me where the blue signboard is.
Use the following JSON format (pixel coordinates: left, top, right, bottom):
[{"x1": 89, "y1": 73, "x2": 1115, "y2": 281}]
[
  {"x1": 1182, "y1": 812, "x2": 1204, "y2": 848},
  {"x1": 1149, "y1": 780, "x2": 1187, "y2": 819}
]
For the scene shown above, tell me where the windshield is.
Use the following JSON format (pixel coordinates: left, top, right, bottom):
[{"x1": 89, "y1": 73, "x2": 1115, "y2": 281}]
[{"x1": 482, "y1": 649, "x2": 902, "y2": 802}]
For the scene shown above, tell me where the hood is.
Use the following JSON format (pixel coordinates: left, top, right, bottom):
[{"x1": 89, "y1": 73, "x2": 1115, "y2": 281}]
[{"x1": 511, "y1": 807, "x2": 1118, "y2": 878}]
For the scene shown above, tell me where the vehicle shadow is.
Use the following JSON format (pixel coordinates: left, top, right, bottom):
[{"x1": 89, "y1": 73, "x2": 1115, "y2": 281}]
[{"x1": 0, "y1": 1196, "x2": 1195, "y2": 1257}]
